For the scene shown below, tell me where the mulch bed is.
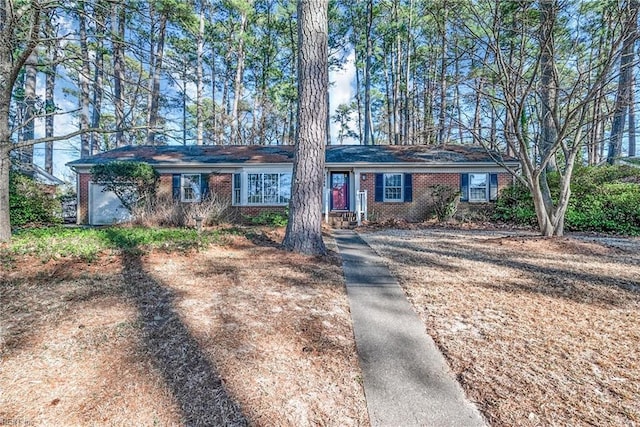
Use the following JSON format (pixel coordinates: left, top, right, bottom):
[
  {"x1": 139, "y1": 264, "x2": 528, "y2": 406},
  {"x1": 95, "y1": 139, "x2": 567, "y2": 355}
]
[
  {"x1": 0, "y1": 230, "x2": 368, "y2": 426},
  {"x1": 362, "y1": 228, "x2": 640, "y2": 426}
]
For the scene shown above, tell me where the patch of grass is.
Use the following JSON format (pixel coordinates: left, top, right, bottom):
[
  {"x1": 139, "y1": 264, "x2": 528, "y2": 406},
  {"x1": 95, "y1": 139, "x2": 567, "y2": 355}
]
[
  {"x1": 244, "y1": 211, "x2": 288, "y2": 227},
  {"x1": 3, "y1": 226, "x2": 232, "y2": 261}
]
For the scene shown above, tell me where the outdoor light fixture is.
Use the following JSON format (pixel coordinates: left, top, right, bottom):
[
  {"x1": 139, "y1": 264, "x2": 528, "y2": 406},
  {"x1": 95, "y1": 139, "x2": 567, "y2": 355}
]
[{"x1": 361, "y1": 174, "x2": 367, "y2": 181}]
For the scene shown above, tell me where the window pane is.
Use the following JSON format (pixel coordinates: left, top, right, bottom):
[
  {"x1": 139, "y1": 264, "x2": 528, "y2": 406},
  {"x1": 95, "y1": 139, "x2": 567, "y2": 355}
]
[
  {"x1": 384, "y1": 174, "x2": 402, "y2": 187},
  {"x1": 469, "y1": 173, "x2": 488, "y2": 201},
  {"x1": 263, "y1": 173, "x2": 279, "y2": 204},
  {"x1": 182, "y1": 174, "x2": 201, "y2": 202},
  {"x1": 279, "y1": 173, "x2": 291, "y2": 203},
  {"x1": 247, "y1": 174, "x2": 262, "y2": 204},
  {"x1": 245, "y1": 172, "x2": 292, "y2": 205},
  {"x1": 233, "y1": 174, "x2": 241, "y2": 205},
  {"x1": 385, "y1": 187, "x2": 402, "y2": 200},
  {"x1": 384, "y1": 173, "x2": 403, "y2": 201}
]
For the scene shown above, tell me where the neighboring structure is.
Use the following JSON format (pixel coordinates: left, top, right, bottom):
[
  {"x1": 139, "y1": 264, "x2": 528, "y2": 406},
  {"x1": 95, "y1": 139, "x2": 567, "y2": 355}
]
[{"x1": 67, "y1": 144, "x2": 519, "y2": 225}]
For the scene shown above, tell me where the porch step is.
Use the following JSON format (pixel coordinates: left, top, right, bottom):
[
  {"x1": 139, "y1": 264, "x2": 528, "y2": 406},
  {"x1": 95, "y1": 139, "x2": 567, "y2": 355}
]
[{"x1": 327, "y1": 212, "x2": 358, "y2": 229}]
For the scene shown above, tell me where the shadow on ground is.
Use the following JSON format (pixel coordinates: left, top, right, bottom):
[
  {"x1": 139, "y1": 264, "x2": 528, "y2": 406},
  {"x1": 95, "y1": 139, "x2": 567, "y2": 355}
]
[
  {"x1": 370, "y1": 233, "x2": 640, "y2": 308},
  {"x1": 105, "y1": 229, "x2": 248, "y2": 426}
]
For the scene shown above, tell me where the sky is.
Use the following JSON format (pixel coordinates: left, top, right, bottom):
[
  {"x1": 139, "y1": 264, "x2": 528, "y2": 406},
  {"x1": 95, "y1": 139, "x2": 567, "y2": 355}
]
[{"x1": 31, "y1": 48, "x2": 359, "y2": 182}]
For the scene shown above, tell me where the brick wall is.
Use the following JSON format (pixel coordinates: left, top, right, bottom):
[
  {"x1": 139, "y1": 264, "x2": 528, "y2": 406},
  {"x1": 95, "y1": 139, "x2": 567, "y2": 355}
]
[
  {"x1": 209, "y1": 173, "x2": 232, "y2": 199},
  {"x1": 360, "y1": 172, "x2": 512, "y2": 222},
  {"x1": 158, "y1": 175, "x2": 172, "y2": 199},
  {"x1": 77, "y1": 173, "x2": 91, "y2": 224},
  {"x1": 78, "y1": 170, "x2": 514, "y2": 225},
  {"x1": 156, "y1": 173, "x2": 233, "y2": 201}
]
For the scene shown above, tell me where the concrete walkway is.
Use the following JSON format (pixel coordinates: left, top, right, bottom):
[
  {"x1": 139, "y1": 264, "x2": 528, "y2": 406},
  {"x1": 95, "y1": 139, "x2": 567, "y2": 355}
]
[{"x1": 334, "y1": 230, "x2": 486, "y2": 427}]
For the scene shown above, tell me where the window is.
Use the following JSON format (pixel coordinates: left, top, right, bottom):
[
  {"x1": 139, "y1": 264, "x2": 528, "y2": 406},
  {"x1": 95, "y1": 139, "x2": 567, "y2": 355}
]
[
  {"x1": 181, "y1": 174, "x2": 202, "y2": 202},
  {"x1": 461, "y1": 173, "x2": 498, "y2": 202},
  {"x1": 384, "y1": 173, "x2": 403, "y2": 201},
  {"x1": 233, "y1": 173, "x2": 241, "y2": 205},
  {"x1": 375, "y1": 173, "x2": 412, "y2": 203},
  {"x1": 246, "y1": 173, "x2": 292, "y2": 205},
  {"x1": 469, "y1": 173, "x2": 488, "y2": 201}
]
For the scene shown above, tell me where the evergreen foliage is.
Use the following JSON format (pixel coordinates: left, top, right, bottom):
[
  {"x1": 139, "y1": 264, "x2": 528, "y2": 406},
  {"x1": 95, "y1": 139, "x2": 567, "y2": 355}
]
[
  {"x1": 9, "y1": 172, "x2": 62, "y2": 227},
  {"x1": 494, "y1": 166, "x2": 640, "y2": 235},
  {"x1": 90, "y1": 162, "x2": 159, "y2": 210}
]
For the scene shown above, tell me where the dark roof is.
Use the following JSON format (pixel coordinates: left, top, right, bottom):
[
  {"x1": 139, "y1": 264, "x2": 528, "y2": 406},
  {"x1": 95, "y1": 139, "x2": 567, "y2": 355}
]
[{"x1": 67, "y1": 144, "x2": 517, "y2": 167}]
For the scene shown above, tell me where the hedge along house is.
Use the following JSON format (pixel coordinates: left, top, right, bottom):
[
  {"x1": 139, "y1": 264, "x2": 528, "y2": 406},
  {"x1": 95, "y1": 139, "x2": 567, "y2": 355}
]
[{"x1": 67, "y1": 144, "x2": 519, "y2": 226}]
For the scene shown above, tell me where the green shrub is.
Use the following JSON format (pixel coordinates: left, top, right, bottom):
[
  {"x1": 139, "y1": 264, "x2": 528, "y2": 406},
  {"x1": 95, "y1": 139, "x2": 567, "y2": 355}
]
[
  {"x1": 494, "y1": 165, "x2": 640, "y2": 234},
  {"x1": 493, "y1": 182, "x2": 538, "y2": 226},
  {"x1": 91, "y1": 161, "x2": 159, "y2": 210},
  {"x1": 9, "y1": 172, "x2": 62, "y2": 227},
  {"x1": 429, "y1": 184, "x2": 460, "y2": 222},
  {"x1": 245, "y1": 211, "x2": 288, "y2": 227},
  {"x1": 5, "y1": 225, "x2": 229, "y2": 261}
]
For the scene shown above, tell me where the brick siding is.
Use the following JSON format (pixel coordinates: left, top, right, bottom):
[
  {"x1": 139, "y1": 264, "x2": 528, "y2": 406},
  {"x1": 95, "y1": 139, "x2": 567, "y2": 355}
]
[
  {"x1": 77, "y1": 170, "x2": 513, "y2": 225},
  {"x1": 77, "y1": 173, "x2": 91, "y2": 224},
  {"x1": 360, "y1": 172, "x2": 512, "y2": 222}
]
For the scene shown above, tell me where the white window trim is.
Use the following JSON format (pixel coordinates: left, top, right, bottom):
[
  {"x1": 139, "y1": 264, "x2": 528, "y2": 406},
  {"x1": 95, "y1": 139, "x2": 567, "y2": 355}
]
[
  {"x1": 243, "y1": 171, "x2": 292, "y2": 206},
  {"x1": 468, "y1": 173, "x2": 489, "y2": 202},
  {"x1": 383, "y1": 173, "x2": 404, "y2": 202},
  {"x1": 232, "y1": 173, "x2": 241, "y2": 206},
  {"x1": 181, "y1": 173, "x2": 202, "y2": 203}
]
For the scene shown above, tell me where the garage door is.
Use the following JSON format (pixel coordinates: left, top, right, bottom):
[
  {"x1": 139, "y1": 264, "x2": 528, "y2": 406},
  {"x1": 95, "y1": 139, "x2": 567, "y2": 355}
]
[{"x1": 89, "y1": 183, "x2": 132, "y2": 225}]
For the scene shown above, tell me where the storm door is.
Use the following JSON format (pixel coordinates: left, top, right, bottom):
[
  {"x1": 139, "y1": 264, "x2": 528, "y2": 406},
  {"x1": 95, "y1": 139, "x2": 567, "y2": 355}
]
[{"x1": 330, "y1": 172, "x2": 349, "y2": 210}]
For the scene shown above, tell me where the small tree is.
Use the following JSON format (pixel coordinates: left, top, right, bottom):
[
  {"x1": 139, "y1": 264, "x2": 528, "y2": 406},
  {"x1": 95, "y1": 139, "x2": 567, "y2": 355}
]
[
  {"x1": 464, "y1": 1, "x2": 632, "y2": 236},
  {"x1": 90, "y1": 162, "x2": 159, "y2": 211}
]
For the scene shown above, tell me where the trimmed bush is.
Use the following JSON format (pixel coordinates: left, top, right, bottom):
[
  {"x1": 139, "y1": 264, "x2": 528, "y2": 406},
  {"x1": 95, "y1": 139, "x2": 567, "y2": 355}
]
[
  {"x1": 9, "y1": 172, "x2": 62, "y2": 227},
  {"x1": 244, "y1": 210, "x2": 288, "y2": 227}
]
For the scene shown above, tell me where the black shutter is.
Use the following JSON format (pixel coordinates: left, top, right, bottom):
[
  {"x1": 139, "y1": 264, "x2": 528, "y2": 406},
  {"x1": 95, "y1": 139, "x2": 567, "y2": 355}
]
[
  {"x1": 172, "y1": 174, "x2": 181, "y2": 201},
  {"x1": 375, "y1": 173, "x2": 384, "y2": 202},
  {"x1": 460, "y1": 173, "x2": 469, "y2": 202},
  {"x1": 201, "y1": 174, "x2": 210, "y2": 200},
  {"x1": 403, "y1": 173, "x2": 413, "y2": 202},
  {"x1": 489, "y1": 173, "x2": 498, "y2": 201}
]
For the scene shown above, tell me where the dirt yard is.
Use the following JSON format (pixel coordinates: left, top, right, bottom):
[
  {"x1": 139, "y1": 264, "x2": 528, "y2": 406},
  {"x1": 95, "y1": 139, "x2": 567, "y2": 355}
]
[
  {"x1": 361, "y1": 228, "x2": 640, "y2": 426},
  {"x1": 0, "y1": 229, "x2": 368, "y2": 426}
]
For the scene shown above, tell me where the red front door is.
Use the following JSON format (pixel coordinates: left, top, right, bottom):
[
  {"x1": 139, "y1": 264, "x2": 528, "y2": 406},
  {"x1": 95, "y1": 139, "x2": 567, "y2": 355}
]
[{"x1": 331, "y1": 172, "x2": 349, "y2": 210}]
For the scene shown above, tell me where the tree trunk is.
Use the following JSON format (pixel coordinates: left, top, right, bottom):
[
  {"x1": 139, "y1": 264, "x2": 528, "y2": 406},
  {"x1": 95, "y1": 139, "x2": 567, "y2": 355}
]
[
  {"x1": 384, "y1": 54, "x2": 393, "y2": 144},
  {"x1": 196, "y1": 8, "x2": 205, "y2": 145},
  {"x1": 363, "y1": 0, "x2": 373, "y2": 145},
  {"x1": 404, "y1": 0, "x2": 413, "y2": 145},
  {"x1": 607, "y1": 0, "x2": 638, "y2": 163},
  {"x1": 0, "y1": 147, "x2": 10, "y2": 241},
  {"x1": 629, "y1": 67, "x2": 636, "y2": 157},
  {"x1": 45, "y1": 47, "x2": 56, "y2": 173},
  {"x1": 231, "y1": 11, "x2": 248, "y2": 145},
  {"x1": 21, "y1": 52, "x2": 37, "y2": 164},
  {"x1": 392, "y1": 1, "x2": 401, "y2": 145},
  {"x1": 282, "y1": 0, "x2": 328, "y2": 256},
  {"x1": 437, "y1": 1, "x2": 448, "y2": 145},
  {"x1": 91, "y1": 22, "x2": 104, "y2": 156},
  {"x1": 0, "y1": 0, "x2": 42, "y2": 241},
  {"x1": 211, "y1": 54, "x2": 218, "y2": 145},
  {"x1": 539, "y1": 0, "x2": 558, "y2": 171},
  {"x1": 147, "y1": 12, "x2": 168, "y2": 145},
  {"x1": 112, "y1": 2, "x2": 126, "y2": 147},
  {"x1": 79, "y1": 1, "x2": 91, "y2": 158}
]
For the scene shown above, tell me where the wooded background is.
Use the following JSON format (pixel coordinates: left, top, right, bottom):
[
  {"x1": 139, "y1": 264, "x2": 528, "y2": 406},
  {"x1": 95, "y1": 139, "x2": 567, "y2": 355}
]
[{"x1": 5, "y1": 0, "x2": 639, "y2": 171}]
